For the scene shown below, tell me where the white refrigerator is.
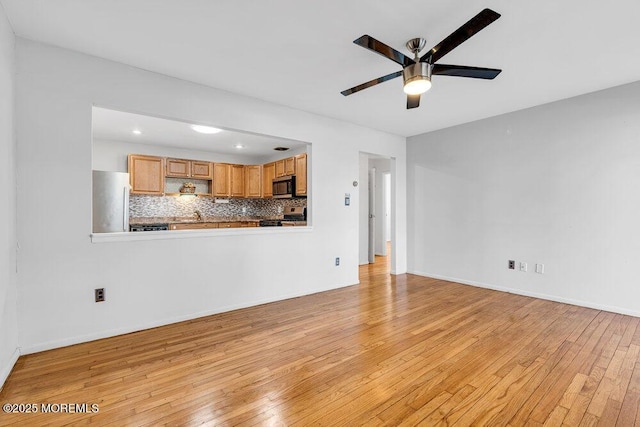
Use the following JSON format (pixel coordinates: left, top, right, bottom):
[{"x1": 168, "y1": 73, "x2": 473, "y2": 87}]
[{"x1": 92, "y1": 170, "x2": 130, "y2": 233}]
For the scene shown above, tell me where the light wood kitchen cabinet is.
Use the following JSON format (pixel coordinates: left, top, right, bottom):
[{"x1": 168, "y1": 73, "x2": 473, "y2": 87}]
[
  {"x1": 166, "y1": 158, "x2": 190, "y2": 177},
  {"x1": 218, "y1": 222, "x2": 242, "y2": 229},
  {"x1": 214, "y1": 163, "x2": 245, "y2": 197},
  {"x1": 213, "y1": 163, "x2": 231, "y2": 196},
  {"x1": 262, "y1": 162, "x2": 275, "y2": 197},
  {"x1": 128, "y1": 154, "x2": 164, "y2": 195},
  {"x1": 285, "y1": 157, "x2": 296, "y2": 176},
  {"x1": 294, "y1": 153, "x2": 307, "y2": 196},
  {"x1": 244, "y1": 165, "x2": 261, "y2": 198},
  {"x1": 169, "y1": 221, "x2": 258, "y2": 230},
  {"x1": 275, "y1": 156, "x2": 296, "y2": 178},
  {"x1": 191, "y1": 161, "x2": 213, "y2": 179},
  {"x1": 231, "y1": 165, "x2": 245, "y2": 197},
  {"x1": 169, "y1": 222, "x2": 219, "y2": 230},
  {"x1": 275, "y1": 159, "x2": 285, "y2": 178},
  {"x1": 166, "y1": 158, "x2": 212, "y2": 179}
]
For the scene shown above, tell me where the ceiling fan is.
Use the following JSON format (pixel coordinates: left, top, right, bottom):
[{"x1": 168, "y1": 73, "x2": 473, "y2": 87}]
[{"x1": 341, "y1": 8, "x2": 502, "y2": 109}]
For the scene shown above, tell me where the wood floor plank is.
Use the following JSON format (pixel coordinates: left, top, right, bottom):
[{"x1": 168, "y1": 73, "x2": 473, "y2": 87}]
[
  {"x1": 543, "y1": 405, "x2": 568, "y2": 426},
  {"x1": 1, "y1": 250, "x2": 639, "y2": 426}
]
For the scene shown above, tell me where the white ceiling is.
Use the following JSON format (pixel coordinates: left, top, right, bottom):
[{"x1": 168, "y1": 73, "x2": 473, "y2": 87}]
[
  {"x1": 92, "y1": 107, "x2": 307, "y2": 156},
  {"x1": 3, "y1": 0, "x2": 640, "y2": 137}
]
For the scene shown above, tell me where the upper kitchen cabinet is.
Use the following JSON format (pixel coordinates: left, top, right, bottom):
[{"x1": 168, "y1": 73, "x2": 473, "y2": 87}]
[
  {"x1": 166, "y1": 158, "x2": 190, "y2": 177},
  {"x1": 166, "y1": 158, "x2": 212, "y2": 179},
  {"x1": 244, "y1": 165, "x2": 262, "y2": 198},
  {"x1": 275, "y1": 159, "x2": 285, "y2": 178},
  {"x1": 295, "y1": 153, "x2": 307, "y2": 196},
  {"x1": 262, "y1": 162, "x2": 275, "y2": 198},
  {"x1": 214, "y1": 164, "x2": 246, "y2": 197},
  {"x1": 213, "y1": 163, "x2": 231, "y2": 197},
  {"x1": 285, "y1": 157, "x2": 296, "y2": 176},
  {"x1": 275, "y1": 157, "x2": 296, "y2": 178},
  {"x1": 128, "y1": 154, "x2": 164, "y2": 195},
  {"x1": 191, "y1": 161, "x2": 213, "y2": 179},
  {"x1": 231, "y1": 165, "x2": 245, "y2": 197}
]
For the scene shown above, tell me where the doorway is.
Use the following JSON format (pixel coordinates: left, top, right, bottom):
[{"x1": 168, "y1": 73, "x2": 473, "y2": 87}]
[{"x1": 359, "y1": 153, "x2": 395, "y2": 274}]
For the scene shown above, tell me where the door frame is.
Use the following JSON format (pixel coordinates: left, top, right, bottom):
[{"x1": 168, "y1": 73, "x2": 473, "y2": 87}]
[
  {"x1": 368, "y1": 167, "x2": 376, "y2": 263},
  {"x1": 359, "y1": 152, "x2": 396, "y2": 273}
]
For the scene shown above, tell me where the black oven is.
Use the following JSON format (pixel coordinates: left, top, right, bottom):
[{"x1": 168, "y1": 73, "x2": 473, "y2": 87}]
[{"x1": 273, "y1": 175, "x2": 295, "y2": 198}]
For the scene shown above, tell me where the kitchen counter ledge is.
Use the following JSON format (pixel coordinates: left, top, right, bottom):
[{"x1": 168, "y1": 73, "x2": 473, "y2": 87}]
[{"x1": 91, "y1": 224, "x2": 312, "y2": 243}]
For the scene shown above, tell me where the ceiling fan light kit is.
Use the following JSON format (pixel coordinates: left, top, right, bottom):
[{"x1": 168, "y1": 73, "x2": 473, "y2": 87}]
[
  {"x1": 341, "y1": 8, "x2": 502, "y2": 109},
  {"x1": 403, "y1": 62, "x2": 432, "y2": 95}
]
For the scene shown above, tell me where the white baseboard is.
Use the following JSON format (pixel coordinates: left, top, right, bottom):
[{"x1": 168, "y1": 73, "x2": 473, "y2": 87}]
[
  {"x1": 0, "y1": 347, "x2": 20, "y2": 390},
  {"x1": 20, "y1": 282, "x2": 356, "y2": 355},
  {"x1": 407, "y1": 270, "x2": 640, "y2": 318}
]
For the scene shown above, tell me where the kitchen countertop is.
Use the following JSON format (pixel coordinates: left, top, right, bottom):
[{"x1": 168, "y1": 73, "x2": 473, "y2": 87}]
[{"x1": 130, "y1": 216, "x2": 281, "y2": 225}]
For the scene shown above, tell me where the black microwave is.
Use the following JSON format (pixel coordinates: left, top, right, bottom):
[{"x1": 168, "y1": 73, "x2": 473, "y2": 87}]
[{"x1": 273, "y1": 175, "x2": 295, "y2": 198}]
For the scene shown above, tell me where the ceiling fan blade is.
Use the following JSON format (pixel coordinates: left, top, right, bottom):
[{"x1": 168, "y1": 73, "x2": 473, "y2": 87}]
[
  {"x1": 407, "y1": 94, "x2": 420, "y2": 109},
  {"x1": 353, "y1": 35, "x2": 415, "y2": 67},
  {"x1": 341, "y1": 70, "x2": 402, "y2": 96},
  {"x1": 432, "y1": 64, "x2": 501, "y2": 79},
  {"x1": 421, "y1": 8, "x2": 500, "y2": 64}
]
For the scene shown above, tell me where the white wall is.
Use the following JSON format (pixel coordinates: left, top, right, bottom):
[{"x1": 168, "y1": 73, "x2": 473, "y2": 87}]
[
  {"x1": 407, "y1": 81, "x2": 640, "y2": 316},
  {"x1": 0, "y1": 4, "x2": 19, "y2": 388},
  {"x1": 15, "y1": 39, "x2": 406, "y2": 353}
]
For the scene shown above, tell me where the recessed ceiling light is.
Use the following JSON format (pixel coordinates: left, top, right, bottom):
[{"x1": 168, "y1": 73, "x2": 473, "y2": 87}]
[
  {"x1": 132, "y1": 129, "x2": 142, "y2": 135},
  {"x1": 191, "y1": 124, "x2": 222, "y2": 134},
  {"x1": 234, "y1": 144, "x2": 245, "y2": 149}
]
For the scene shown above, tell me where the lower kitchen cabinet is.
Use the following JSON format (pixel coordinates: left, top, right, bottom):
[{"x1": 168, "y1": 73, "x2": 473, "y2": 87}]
[
  {"x1": 169, "y1": 223, "x2": 219, "y2": 230},
  {"x1": 169, "y1": 221, "x2": 259, "y2": 230},
  {"x1": 217, "y1": 222, "x2": 242, "y2": 229}
]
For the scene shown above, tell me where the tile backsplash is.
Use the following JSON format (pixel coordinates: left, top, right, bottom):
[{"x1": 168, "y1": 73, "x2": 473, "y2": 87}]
[{"x1": 130, "y1": 195, "x2": 306, "y2": 218}]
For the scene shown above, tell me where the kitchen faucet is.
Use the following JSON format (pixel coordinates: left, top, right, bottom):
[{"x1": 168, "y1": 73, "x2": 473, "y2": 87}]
[{"x1": 194, "y1": 210, "x2": 202, "y2": 221}]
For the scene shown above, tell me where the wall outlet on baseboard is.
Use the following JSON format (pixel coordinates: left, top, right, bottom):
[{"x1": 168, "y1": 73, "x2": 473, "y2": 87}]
[
  {"x1": 95, "y1": 288, "x2": 105, "y2": 302},
  {"x1": 335, "y1": 257, "x2": 340, "y2": 266},
  {"x1": 508, "y1": 260, "x2": 515, "y2": 270}
]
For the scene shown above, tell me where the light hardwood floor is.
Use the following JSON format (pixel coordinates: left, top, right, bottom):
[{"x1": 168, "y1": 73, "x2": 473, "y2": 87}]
[{"x1": 1, "y1": 249, "x2": 639, "y2": 426}]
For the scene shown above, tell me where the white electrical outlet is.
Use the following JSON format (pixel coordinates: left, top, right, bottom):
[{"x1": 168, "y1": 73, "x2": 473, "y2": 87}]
[
  {"x1": 519, "y1": 262, "x2": 527, "y2": 272},
  {"x1": 535, "y1": 263, "x2": 544, "y2": 274}
]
